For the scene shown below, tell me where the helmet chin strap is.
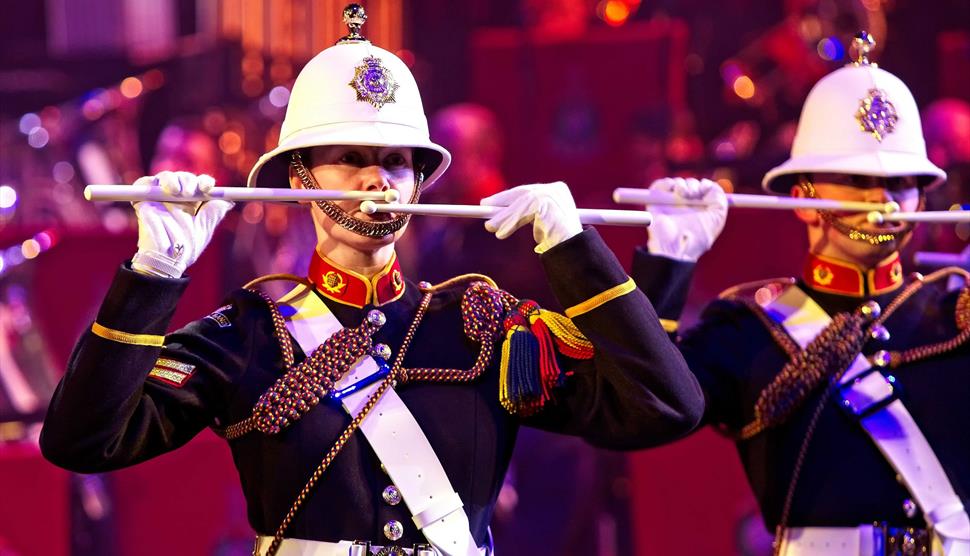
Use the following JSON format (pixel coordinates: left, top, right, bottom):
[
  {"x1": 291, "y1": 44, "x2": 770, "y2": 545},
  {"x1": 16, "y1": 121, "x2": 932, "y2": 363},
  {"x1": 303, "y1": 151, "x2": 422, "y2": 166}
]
[
  {"x1": 797, "y1": 176, "x2": 912, "y2": 246},
  {"x1": 290, "y1": 150, "x2": 423, "y2": 239}
]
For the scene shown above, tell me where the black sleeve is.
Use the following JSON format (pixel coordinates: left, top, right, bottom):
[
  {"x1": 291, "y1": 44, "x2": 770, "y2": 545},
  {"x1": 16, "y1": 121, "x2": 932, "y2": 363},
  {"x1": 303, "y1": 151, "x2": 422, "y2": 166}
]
[
  {"x1": 40, "y1": 264, "x2": 257, "y2": 473},
  {"x1": 630, "y1": 246, "x2": 696, "y2": 322},
  {"x1": 522, "y1": 229, "x2": 705, "y2": 449},
  {"x1": 675, "y1": 299, "x2": 753, "y2": 430}
]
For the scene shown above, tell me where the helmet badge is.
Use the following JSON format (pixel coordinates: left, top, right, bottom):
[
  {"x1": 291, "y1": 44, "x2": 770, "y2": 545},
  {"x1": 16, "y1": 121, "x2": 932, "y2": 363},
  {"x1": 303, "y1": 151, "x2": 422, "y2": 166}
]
[
  {"x1": 849, "y1": 32, "x2": 897, "y2": 142},
  {"x1": 857, "y1": 88, "x2": 898, "y2": 142},
  {"x1": 349, "y1": 56, "x2": 400, "y2": 110}
]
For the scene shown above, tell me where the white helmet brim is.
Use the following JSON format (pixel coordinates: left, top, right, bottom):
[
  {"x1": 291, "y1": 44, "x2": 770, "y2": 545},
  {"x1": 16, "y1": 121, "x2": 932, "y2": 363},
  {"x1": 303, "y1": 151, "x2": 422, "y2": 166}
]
[
  {"x1": 247, "y1": 120, "x2": 451, "y2": 190},
  {"x1": 763, "y1": 151, "x2": 946, "y2": 194}
]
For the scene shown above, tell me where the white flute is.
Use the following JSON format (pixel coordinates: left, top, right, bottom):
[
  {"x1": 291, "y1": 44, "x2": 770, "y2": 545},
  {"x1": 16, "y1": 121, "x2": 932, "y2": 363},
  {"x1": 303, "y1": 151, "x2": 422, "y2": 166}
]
[
  {"x1": 913, "y1": 251, "x2": 970, "y2": 268},
  {"x1": 359, "y1": 201, "x2": 653, "y2": 227},
  {"x1": 84, "y1": 185, "x2": 399, "y2": 203},
  {"x1": 612, "y1": 188, "x2": 899, "y2": 213},
  {"x1": 867, "y1": 210, "x2": 970, "y2": 224}
]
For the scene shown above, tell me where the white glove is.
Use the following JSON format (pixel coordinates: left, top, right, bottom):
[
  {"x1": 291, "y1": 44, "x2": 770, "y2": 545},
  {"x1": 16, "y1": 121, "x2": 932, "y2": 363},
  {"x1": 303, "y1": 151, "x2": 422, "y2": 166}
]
[
  {"x1": 646, "y1": 177, "x2": 728, "y2": 262},
  {"x1": 481, "y1": 182, "x2": 583, "y2": 254},
  {"x1": 131, "y1": 171, "x2": 233, "y2": 278}
]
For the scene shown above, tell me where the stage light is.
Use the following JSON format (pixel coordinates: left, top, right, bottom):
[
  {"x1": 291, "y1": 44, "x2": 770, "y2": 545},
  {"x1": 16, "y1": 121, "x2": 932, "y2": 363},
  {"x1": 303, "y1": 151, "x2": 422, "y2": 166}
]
[
  {"x1": 18, "y1": 113, "x2": 40, "y2": 135},
  {"x1": 21, "y1": 239, "x2": 41, "y2": 260},
  {"x1": 733, "y1": 75, "x2": 755, "y2": 99},
  {"x1": 219, "y1": 131, "x2": 243, "y2": 155},
  {"x1": 143, "y1": 69, "x2": 166, "y2": 90},
  {"x1": 268, "y1": 86, "x2": 290, "y2": 108},
  {"x1": 816, "y1": 37, "x2": 844, "y2": 61},
  {"x1": 82, "y1": 99, "x2": 106, "y2": 120},
  {"x1": 28, "y1": 127, "x2": 50, "y2": 148},
  {"x1": 0, "y1": 186, "x2": 17, "y2": 209},
  {"x1": 53, "y1": 161, "x2": 75, "y2": 183},
  {"x1": 599, "y1": 0, "x2": 631, "y2": 26},
  {"x1": 120, "y1": 77, "x2": 144, "y2": 98}
]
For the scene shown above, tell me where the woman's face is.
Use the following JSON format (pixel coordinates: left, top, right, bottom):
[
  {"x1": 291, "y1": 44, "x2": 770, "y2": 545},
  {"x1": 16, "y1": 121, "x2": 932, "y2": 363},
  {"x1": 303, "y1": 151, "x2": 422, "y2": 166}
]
[{"x1": 292, "y1": 145, "x2": 416, "y2": 253}]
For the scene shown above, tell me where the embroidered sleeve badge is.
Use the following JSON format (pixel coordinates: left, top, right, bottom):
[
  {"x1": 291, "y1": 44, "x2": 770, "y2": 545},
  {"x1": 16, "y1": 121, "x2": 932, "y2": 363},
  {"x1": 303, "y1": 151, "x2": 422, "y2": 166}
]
[
  {"x1": 205, "y1": 304, "x2": 233, "y2": 328},
  {"x1": 148, "y1": 357, "x2": 197, "y2": 387},
  {"x1": 349, "y1": 56, "x2": 399, "y2": 110}
]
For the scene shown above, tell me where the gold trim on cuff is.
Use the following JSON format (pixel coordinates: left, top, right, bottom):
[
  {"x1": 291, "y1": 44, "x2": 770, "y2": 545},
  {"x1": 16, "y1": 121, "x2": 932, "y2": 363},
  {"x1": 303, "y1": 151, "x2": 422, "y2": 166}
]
[
  {"x1": 660, "y1": 319, "x2": 679, "y2": 333},
  {"x1": 565, "y1": 277, "x2": 637, "y2": 318},
  {"x1": 91, "y1": 322, "x2": 165, "y2": 347}
]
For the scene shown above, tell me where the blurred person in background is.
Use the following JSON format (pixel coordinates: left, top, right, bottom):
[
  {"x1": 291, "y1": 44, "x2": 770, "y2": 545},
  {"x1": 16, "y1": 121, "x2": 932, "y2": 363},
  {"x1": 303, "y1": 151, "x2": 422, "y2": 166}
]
[
  {"x1": 633, "y1": 34, "x2": 970, "y2": 555},
  {"x1": 399, "y1": 102, "x2": 544, "y2": 302},
  {"x1": 917, "y1": 98, "x2": 970, "y2": 254}
]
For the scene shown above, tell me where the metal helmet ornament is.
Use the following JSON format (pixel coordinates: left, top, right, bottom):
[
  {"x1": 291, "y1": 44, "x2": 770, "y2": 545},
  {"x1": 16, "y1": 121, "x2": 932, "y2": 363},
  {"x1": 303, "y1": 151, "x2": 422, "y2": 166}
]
[
  {"x1": 247, "y1": 3, "x2": 451, "y2": 192},
  {"x1": 762, "y1": 31, "x2": 945, "y2": 194}
]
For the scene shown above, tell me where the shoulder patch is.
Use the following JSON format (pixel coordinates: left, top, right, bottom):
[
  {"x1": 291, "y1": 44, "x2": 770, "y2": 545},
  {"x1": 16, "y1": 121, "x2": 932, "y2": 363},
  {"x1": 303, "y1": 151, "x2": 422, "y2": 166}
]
[
  {"x1": 148, "y1": 357, "x2": 196, "y2": 387},
  {"x1": 205, "y1": 304, "x2": 234, "y2": 328}
]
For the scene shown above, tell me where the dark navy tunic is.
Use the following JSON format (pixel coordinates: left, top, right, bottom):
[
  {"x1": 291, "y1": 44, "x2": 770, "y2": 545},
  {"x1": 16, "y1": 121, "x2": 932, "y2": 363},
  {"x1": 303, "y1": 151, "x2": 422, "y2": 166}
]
[
  {"x1": 41, "y1": 230, "x2": 704, "y2": 546},
  {"x1": 633, "y1": 247, "x2": 970, "y2": 530}
]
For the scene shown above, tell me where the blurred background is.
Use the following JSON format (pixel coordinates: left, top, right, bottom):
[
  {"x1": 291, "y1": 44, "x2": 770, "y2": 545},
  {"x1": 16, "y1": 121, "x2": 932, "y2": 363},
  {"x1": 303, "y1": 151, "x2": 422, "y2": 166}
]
[{"x1": 1, "y1": 1, "x2": 968, "y2": 555}]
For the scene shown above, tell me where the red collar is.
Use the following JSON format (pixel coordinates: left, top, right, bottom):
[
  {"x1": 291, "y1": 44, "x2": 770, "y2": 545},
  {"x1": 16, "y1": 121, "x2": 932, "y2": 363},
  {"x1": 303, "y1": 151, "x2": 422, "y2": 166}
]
[
  {"x1": 308, "y1": 252, "x2": 406, "y2": 308},
  {"x1": 803, "y1": 252, "x2": 904, "y2": 297}
]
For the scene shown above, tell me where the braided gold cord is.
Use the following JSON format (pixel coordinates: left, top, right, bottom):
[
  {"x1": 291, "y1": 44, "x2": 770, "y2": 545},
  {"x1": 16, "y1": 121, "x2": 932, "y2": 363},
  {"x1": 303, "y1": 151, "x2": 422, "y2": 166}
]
[
  {"x1": 422, "y1": 273, "x2": 498, "y2": 292},
  {"x1": 263, "y1": 375, "x2": 396, "y2": 556},
  {"x1": 263, "y1": 290, "x2": 435, "y2": 556}
]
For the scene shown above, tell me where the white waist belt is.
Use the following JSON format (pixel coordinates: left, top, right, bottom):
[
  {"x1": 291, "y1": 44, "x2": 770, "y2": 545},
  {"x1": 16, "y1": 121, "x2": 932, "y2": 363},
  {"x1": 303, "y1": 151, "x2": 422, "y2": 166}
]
[
  {"x1": 253, "y1": 536, "x2": 489, "y2": 556},
  {"x1": 777, "y1": 526, "x2": 962, "y2": 556},
  {"x1": 777, "y1": 526, "x2": 877, "y2": 556},
  {"x1": 277, "y1": 285, "x2": 479, "y2": 556}
]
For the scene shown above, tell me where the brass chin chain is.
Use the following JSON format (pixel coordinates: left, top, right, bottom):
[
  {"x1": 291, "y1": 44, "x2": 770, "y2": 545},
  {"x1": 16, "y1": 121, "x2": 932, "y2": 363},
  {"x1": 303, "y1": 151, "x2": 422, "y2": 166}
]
[
  {"x1": 797, "y1": 177, "x2": 911, "y2": 246},
  {"x1": 290, "y1": 150, "x2": 423, "y2": 239}
]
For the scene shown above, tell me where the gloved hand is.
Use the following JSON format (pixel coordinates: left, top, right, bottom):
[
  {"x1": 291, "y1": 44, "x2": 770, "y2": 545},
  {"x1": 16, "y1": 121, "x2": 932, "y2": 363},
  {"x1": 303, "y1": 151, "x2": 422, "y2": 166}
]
[
  {"x1": 481, "y1": 182, "x2": 583, "y2": 254},
  {"x1": 131, "y1": 171, "x2": 233, "y2": 278},
  {"x1": 645, "y1": 177, "x2": 728, "y2": 262}
]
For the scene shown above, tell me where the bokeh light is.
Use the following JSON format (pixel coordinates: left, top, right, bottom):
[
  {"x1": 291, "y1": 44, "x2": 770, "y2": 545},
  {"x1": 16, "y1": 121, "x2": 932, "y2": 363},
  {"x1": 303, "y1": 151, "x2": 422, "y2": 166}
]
[
  {"x1": 732, "y1": 75, "x2": 756, "y2": 99},
  {"x1": 18, "y1": 113, "x2": 40, "y2": 135},
  {"x1": 27, "y1": 127, "x2": 50, "y2": 148},
  {"x1": 120, "y1": 76, "x2": 144, "y2": 98},
  {"x1": 816, "y1": 37, "x2": 844, "y2": 61},
  {"x1": 53, "y1": 161, "x2": 76, "y2": 183},
  {"x1": 219, "y1": 130, "x2": 243, "y2": 155},
  {"x1": 268, "y1": 86, "x2": 290, "y2": 108},
  {"x1": 0, "y1": 185, "x2": 17, "y2": 209},
  {"x1": 21, "y1": 239, "x2": 41, "y2": 260}
]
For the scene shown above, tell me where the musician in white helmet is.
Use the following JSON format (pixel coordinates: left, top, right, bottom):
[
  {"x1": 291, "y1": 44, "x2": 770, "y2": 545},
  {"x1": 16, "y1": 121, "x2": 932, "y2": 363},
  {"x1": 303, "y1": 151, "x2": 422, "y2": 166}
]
[
  {"x1": 39, "y1": 5, "x2": 703, "y2": 555},
  {"x1": 633, "y1": 32, "x2": 970, "y2": 555}
]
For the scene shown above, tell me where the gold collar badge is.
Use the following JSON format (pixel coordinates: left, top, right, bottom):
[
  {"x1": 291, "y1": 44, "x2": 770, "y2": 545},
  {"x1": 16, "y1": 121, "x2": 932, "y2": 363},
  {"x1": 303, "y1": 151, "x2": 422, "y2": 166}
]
[
  {"x1": 813, "y1": 264, "x2": 834, "y2": 286},
  {"x1": 321, "y1": 270, "x2": 347, "y2": 294}
]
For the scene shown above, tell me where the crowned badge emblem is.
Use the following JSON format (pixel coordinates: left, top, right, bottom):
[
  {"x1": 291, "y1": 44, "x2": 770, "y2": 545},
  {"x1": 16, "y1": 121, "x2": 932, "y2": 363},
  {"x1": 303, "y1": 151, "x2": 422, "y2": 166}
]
[
  {"x1": 813, "y1": 264, "x2": 834, "y2": 286},
  {"x1": 322, "y1": 271, "x2": 347, "y2": 294},
  {"x1": 856, "y1": 88, "x2": 898, "y2": 142},
  {"x1": 349, "y1": 56, "x2": 399, "y2": 110}
]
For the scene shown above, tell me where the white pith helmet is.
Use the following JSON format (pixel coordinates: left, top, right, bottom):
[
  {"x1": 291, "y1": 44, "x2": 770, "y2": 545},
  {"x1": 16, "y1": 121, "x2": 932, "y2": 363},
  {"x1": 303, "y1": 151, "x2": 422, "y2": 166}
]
[
  {"x1": 763, "y1": 32, "x2": 945, "y2": 194},
  {"x1": 247, "y1": 3, "x2": 451, "y2": 190}
]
